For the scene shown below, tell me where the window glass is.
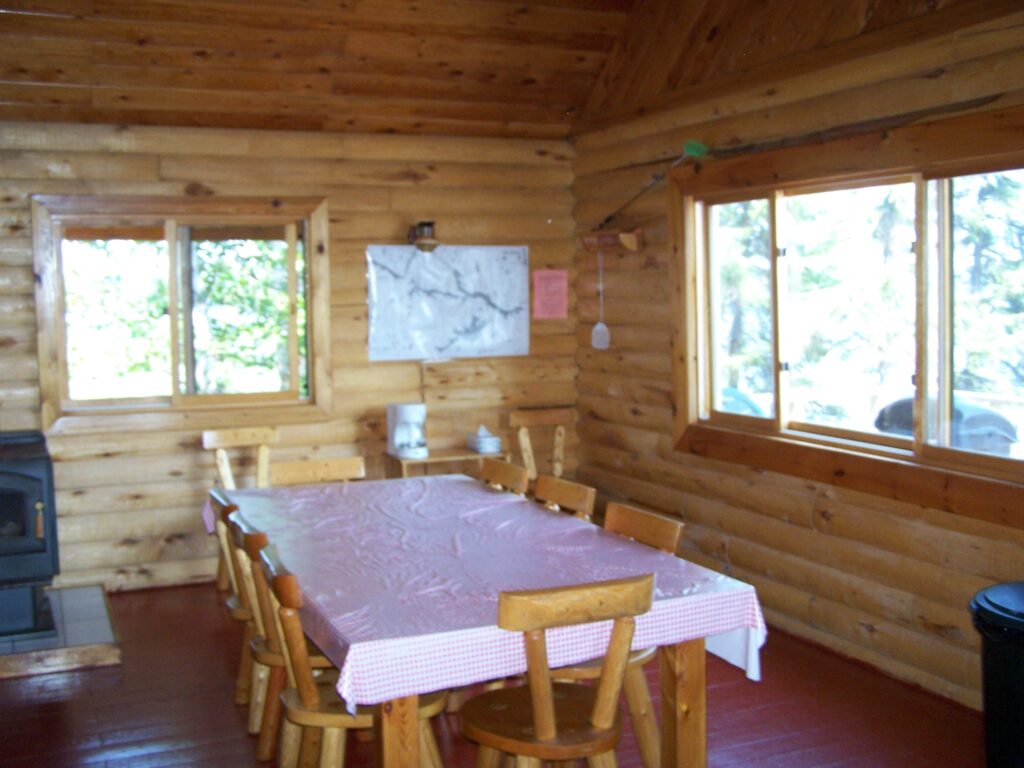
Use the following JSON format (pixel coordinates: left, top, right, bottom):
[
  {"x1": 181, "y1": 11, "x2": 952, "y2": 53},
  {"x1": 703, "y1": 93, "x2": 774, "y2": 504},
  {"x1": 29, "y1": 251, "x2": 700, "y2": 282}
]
[
  {"x1": 62, "y1": 238, "x2": 171, "y2": 401},
  {"x1": 186, "y1": 231, "x2": 296, "y2": 396},
  {"x1": 948, "y1": 169, "x2": 1024, "y2": 458},
  {"x1": 781, "y1": 183, "x2": 917, "y2": 434},
  {"x1": 708, "y1": 199, "x2": 774, "y2": 418}
]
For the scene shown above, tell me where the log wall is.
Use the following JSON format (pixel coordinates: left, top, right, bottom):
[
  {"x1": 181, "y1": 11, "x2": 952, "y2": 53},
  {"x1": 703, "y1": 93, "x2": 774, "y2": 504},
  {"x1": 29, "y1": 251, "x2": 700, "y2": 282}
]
[
  {"x1": 571, "y1": 7, "x2": 1024, "y2": 709},
  {"x1": 0, "y1": 122, "x2": 578, "y2": 591}
]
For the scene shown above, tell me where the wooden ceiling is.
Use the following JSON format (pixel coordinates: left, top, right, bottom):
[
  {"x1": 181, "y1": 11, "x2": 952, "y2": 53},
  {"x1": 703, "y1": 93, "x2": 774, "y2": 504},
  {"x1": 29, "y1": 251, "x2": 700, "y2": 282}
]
[
  {"x1": 0, "y1": 0, "x2": 989, "y2": 139},
  {"x1": 0, "y1": 0, "x2": 635, "y2": 139}
]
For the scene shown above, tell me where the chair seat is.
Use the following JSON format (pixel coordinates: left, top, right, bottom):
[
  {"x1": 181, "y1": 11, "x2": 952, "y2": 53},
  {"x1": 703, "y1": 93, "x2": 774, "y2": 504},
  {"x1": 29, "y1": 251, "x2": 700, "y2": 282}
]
[
  {"x1": 225, "y1": 593, "x2": 251, "y2": 622},
  {"x1": 460, "y1": 683, "x2": 621, "y2": 761},
  {"x1": 250, "y1": 635, "x2": 334, "y2": 669},
  {"x1": 553, "y1": 646, "x2": 657, "y2": 680},
  {"x1": 282, "y1": 683, "x2": 448, "y2": 730}
]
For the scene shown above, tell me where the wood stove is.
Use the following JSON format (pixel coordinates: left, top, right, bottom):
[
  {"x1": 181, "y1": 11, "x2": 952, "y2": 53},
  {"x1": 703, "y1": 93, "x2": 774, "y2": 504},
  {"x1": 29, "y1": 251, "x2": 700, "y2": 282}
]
[{"x1": 0, "y1": 431, "x2": 59, "y2": 639}]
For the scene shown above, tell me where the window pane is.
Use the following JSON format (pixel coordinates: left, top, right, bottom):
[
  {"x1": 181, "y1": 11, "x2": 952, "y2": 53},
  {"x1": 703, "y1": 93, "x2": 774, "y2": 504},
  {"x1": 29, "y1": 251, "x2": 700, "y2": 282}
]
[
  {"x1": 188, "y1": 233, "x2": 295, "y2": 396},
  {"x1": 782, "y1": 183, "x2": 917, "y2": 434},
  {"x1": 948, "y1": 169, "x2": 1024, "y2": 458},
  {"x1": 62, "y1": 238, "x2": 171, "y2": 401},
  {"x1": 708, "y1": 200, "x2": 774, "y2": 418}
]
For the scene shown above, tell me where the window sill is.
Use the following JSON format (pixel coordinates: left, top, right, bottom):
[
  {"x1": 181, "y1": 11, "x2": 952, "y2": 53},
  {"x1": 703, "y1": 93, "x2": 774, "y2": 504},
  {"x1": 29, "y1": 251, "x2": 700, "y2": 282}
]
[
  {"x1": 677, "y1": 423, "x2": 1023, "y2": 531},
  {"x1": 44, "y1": 401, "x2": 332, "y2": 436}
]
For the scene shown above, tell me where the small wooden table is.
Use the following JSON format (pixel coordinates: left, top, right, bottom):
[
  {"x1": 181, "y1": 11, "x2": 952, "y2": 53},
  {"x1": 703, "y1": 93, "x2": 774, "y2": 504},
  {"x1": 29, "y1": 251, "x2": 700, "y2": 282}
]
[{"x1": 383, "y1": 448, "x2": 510, "y2": 478}]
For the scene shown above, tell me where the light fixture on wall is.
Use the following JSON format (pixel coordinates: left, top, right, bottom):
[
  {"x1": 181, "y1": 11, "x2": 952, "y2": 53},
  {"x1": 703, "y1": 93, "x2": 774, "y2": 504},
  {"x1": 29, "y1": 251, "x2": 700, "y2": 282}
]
[{"x1": 408, "y1": 220, "x2": 440, "y2": 252}]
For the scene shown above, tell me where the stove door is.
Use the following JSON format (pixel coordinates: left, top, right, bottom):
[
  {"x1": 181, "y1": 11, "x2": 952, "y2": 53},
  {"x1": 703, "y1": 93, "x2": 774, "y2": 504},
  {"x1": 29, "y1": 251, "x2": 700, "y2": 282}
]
[{"x1": 0, "y1": 471, "x2": 53, "y2": 584}]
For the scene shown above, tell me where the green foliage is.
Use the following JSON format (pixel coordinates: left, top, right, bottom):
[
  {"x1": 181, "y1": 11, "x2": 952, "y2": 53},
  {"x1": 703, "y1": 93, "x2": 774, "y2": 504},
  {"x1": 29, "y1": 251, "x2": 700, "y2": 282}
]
[{"x1": 61, "y1": 228, "x2": 309, "y2": 401}]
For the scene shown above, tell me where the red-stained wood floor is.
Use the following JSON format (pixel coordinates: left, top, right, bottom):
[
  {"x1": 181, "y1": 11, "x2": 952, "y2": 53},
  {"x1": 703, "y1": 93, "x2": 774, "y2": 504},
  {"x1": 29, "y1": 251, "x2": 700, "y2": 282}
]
[{"x1": 0, "y1": 583, "x2": 984, "y2": 767}]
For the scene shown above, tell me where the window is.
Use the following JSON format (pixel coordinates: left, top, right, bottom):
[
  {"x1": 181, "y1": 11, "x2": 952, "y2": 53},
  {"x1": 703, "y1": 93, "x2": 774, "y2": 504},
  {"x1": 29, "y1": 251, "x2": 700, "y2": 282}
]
[
  {"x1": 33, "y1": 196, "x2": 331, "y2": 430},
  {"x1": 693, "y1": 168, "x2": 1023, "y2": 468}
]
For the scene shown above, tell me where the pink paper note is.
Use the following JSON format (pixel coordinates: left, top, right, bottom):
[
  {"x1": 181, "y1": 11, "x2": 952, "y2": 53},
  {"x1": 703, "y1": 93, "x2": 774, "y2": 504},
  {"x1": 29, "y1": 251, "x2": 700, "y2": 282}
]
[{"x1": 532, "y1": 269, "x2": 568, "y2": 319}]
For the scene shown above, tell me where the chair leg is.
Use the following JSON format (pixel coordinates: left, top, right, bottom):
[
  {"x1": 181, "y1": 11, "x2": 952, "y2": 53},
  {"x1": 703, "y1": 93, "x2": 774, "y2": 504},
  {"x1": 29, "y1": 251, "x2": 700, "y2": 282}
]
[
  {"x1": 513, "y1": 757, "x2": 541, "y2": 767},
  {"x1": 216, "y1": 551, "x2": 230, "y2": 591},
  {"x1": 279, "y1": 718, "x2": 302, "y2": 768},
  {"x1": 234, "y1": 622, "x2": 255, "y2": 705},
  {"x1": 623, "y1": 663, "x2": 660, "y2": 768},
  {"x1": 587, "y1": 752, "x2": 618, "y2": 768},
  {"x1": 257, "y1": 667, "x2": 287, "y2": 761},
  {"x1": 248, "y1": 660, "x2": 270, "y2": 734},
  {"x1": 445, "y1": 687, "x2": 468, "y2": 713},
  {"x1": 419, "y1": 719, "x2": 442, "y2": 768},
  {"x1": 319, "y1": 727, "x2": 347, "y2": 768},
  {"x1": 476, "y1": 746, "x2": 503, "y2": 768},
  {"x1": 299, "y1": 726, "x2": 322, "y2": 768}
]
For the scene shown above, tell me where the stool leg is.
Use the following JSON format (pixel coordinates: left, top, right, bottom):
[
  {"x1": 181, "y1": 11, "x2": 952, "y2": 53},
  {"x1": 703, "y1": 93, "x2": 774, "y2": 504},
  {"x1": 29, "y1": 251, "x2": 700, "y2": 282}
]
[
  {"x1": 234, "y1": 622, "x2": 255, "y2": 705},
  {"x1": 257, "y1": 667, "x2": 286, "y2": 761},
  {"x1": 279, "y1": 718, "x2": 302, "y2": 768},
  {"x1": 476, "y1": 746, "x2": 503, "y2": 768},
  {"x1": 624, "y1": 663, "x2": 659, "y2": 768},
  {"x1": 513, "y1": 757, "x2": 541, "y2": 768},
  {"x1": 419, "y1": 719, "x2": 442, "y2": 768},
  {"x1": 319, "y1": 727, "x2": 346, "y2": 768},
  {"x1": 587, "y1": 752, "x2": 618, "y2": 767},
  {"x1": 299, "y1": 726, "x2": 322, "y2": 768},
  {"x1": 248, "y1": 660, "x2": 269, "y2": 734}
]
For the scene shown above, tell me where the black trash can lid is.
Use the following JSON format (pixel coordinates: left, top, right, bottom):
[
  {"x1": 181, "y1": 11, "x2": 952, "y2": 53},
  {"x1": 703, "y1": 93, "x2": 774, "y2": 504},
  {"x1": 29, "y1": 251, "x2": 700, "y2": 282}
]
[{"x1": 971, "y1": 581, "x2": 1024, "y2": 631}]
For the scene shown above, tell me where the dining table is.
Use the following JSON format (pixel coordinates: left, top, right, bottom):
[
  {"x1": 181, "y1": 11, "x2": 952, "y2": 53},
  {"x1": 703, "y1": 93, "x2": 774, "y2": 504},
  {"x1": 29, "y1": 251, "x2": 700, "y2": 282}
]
[{"x1": 203, "y1": 473, "x2": 766, "y2": 768}]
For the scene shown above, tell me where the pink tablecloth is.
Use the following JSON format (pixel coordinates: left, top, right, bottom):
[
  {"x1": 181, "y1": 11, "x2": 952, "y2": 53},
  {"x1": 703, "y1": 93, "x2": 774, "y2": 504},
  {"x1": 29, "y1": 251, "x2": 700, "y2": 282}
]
[{"x1": 205, "y1": 474, "x2": 766, "y2": 708}]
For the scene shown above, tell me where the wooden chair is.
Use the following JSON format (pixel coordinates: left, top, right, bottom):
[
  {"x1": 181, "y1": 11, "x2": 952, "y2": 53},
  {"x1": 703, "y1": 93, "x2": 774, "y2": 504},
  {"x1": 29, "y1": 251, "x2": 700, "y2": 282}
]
[
  {"x1": 510, "y1": 407, "x2": 572, "y2": 481},
  {"x1": 269, "y1": 456, "x2": 366, "y2": 486},
  {"x1": 460, "y1": 574, "x2": 654, "y2": 767},
  {"x1": 203, "y1": 426, "x2": 277, "y2": 589},
  {"x1": 479, "y1": 457, "x2": 529, "y2": 495},
  {"x1": 209, "y1": 490, "x2": 256, "y2": 707},
  {"x1": 259, "y1": 544, "x2": 447, "y2": 768},
  {"x1": 227, "y1": 512, "x2": 335, "y2": 762},
  {"x1": 533, "y1": 474, "x2": 596, "y2": 521},
  {"x1": 202, "y1": 426, "x2": 278, "y2": 490},
  {"x1": 554, "y1": 502, "x2": 685, "y2": 768},
  {"x1": 604, "y1": 501, "x2": 684, "y2": 554}
]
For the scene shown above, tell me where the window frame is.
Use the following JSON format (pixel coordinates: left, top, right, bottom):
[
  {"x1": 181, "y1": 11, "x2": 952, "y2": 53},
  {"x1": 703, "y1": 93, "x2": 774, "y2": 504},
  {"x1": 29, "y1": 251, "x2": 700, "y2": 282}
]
[
  {"x1": 668, "y1": 108, "x2": 1024, "y2": 527},
  {"x1": 32, "y1": 195, "x2": 333, "y2": 434}
]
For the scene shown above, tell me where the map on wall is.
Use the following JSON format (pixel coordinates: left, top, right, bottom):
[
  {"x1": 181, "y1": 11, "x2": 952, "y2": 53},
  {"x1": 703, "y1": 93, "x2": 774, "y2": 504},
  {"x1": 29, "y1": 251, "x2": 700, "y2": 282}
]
[{"x1": 366, "y1": 245, "x2": 530, "y2": 361}]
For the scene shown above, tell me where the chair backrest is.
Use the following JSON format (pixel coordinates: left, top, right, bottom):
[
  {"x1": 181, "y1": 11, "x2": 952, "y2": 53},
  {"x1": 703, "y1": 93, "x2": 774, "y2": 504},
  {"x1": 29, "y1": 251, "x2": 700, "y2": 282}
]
[
  {"x1": 209, "y1": 489, "x2": 241, "y2": 596},
  {"x1": 604, "y1": 501, "x2": 684, "y2": 554},
  {"x1": 480, "y1": 457, "x2": 529, "y2": 495},
  {"x1": 533, "y1": 474, "x2": 596, "y2": 521},
  {"x1": 498, "y1": 574, "x2": 654, "y2": 741},
  {"x1": 259, "y1": 544, "x2": 321, "y2": 709},
  {"x1": 269, "y1": 456, "x2": 366, "y2": 486},
  {"x1": 510, "y1": 407, "x2": 572, "y2": 480},
  {"x1": 202, "y1": 426, "x2": 278, "y2": 490},
  {"x1": 226, "y1": 511, "x2": 270, "y2": 637}
]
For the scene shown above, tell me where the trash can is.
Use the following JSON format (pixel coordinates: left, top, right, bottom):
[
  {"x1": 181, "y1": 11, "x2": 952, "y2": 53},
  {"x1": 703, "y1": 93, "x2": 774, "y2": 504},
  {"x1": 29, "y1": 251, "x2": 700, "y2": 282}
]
[{"x1": 970, "y1": 581, "x2": 1024, "y2": 768}]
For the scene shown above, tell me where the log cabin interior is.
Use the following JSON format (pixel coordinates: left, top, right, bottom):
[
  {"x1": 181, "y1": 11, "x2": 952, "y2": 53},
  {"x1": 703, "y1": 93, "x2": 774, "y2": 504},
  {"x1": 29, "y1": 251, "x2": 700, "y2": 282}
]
[{"x1": 0, "y1": 0, "x2": 1022, "y2": 766}]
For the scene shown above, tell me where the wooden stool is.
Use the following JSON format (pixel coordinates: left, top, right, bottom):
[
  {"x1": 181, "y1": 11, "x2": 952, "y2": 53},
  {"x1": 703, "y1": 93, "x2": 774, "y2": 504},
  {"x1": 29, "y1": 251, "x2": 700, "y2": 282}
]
[
  {"x1": 461, "y1": 574, "x2": 654, "y2": 767},
  {"x1": 533, "y1": 474, "x2": 596, "y2": 521},
  {"x1": 269, "y1": 456, "x2": 366, "y2": 486},
  {"x1": 554, "y1": 501, "x2": 685, "y2": 768},
  {"x1": 259, "y1": 544, "x2": 446, "y2": 768},
  {"x1": 479, "y1": 457, "x2": 529, "y2": 495},
  {"x1": 203, "y1": 426, "x2": 277, "y2": 590}
]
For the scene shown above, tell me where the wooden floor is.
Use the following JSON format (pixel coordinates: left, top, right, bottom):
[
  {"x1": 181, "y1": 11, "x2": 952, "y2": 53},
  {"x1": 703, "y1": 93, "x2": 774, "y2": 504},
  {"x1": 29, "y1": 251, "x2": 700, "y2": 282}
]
[{"x1": 0, "y1": 583, "x2": 984, "y2": 767}]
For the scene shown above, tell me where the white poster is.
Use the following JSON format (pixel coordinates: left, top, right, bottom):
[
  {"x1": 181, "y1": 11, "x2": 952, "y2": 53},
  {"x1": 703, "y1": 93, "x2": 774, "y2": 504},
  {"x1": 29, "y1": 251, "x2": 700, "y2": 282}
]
[{"x1": 366, "y1": 245, "x2": 530, "y2": 361}]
